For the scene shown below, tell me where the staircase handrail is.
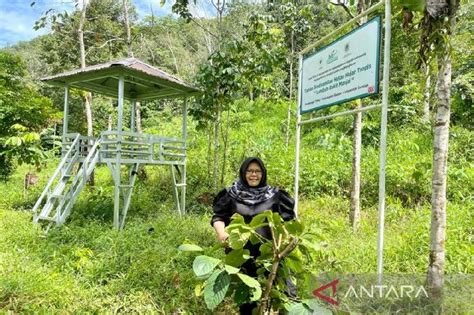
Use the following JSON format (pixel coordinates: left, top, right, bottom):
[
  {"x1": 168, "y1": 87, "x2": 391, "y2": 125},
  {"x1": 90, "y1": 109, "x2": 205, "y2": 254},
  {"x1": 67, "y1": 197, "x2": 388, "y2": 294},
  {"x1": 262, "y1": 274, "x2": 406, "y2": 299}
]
[
  {"x1": 31, "y1": 134, "x2": 81, "y2": 214},
  {"x1": 57, "y1": 138, "x2": 101, "y2": 224}
]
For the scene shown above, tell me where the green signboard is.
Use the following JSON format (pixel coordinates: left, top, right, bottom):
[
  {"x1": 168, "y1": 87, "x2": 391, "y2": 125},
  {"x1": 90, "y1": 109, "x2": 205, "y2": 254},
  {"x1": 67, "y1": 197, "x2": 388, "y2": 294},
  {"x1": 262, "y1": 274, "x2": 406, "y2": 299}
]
[{"x1": 299, "y1": 16, "x2": 381, "y2": 114}]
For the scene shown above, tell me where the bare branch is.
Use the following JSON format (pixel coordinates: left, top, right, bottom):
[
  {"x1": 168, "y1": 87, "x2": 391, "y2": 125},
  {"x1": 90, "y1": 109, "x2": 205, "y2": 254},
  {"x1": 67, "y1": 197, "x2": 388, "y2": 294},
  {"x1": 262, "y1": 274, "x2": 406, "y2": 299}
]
[
  {"x1": 189, "y1": 17, "x2": 219, "y2": 40},
  {"x1": 85, "y1": 38, "x2": 123, "y2": 57},
  {"x1": 278, "y1": 237, "x2": 299, "y2": 259},
  {"x1": 329, "y1": 0, "x2": 355, "y2": 18}
]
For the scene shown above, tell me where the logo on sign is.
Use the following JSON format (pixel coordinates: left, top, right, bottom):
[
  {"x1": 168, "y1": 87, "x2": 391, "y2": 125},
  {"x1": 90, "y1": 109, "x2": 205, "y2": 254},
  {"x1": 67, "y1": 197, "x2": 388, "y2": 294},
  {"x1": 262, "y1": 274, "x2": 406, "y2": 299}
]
[
  {"x1": 368, "y1": 86, "x2": 375, "y2": 93},
  {"x1": 313, "y1": 279, "x2": 340, "y2": 305},
  {"x1": 327, "y1": 50, "x2": 338, "y2": 64}
]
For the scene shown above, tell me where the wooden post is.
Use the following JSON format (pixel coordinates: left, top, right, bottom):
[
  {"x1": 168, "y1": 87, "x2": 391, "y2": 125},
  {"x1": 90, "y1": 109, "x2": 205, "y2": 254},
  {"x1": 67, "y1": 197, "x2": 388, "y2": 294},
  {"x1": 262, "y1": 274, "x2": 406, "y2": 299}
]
[
  {"x1": 62, "y1": 85, "x2": 69, "y2": 147},
  {"x1": 114, "y1": 76, "x2": 125, "y2": 229},
  {"x1": 117, "y1": 77, "x2": 125, "y2": 132}
]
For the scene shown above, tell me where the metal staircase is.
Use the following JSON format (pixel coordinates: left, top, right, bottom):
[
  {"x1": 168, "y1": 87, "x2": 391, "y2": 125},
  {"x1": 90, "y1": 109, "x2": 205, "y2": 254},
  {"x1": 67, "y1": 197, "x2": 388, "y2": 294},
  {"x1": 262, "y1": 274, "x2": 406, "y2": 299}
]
[{"x1": 32, "y1": 135, "x2": 101, "y2": 230}]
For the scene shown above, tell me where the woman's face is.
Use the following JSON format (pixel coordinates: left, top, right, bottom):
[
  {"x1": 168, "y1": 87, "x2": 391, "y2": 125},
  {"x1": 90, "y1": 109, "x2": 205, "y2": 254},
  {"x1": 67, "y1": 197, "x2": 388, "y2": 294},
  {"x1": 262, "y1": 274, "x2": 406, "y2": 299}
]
[{"x1": 245, "y1": 162, "x2": 262, "y2": 187}]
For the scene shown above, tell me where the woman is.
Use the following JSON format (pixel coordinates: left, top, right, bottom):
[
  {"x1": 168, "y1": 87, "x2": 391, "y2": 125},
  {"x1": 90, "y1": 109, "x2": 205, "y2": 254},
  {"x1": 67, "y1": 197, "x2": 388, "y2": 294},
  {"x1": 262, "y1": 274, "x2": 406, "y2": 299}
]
[{"x1": 211, "y1": 157, "x2": 296, "y2": 313}]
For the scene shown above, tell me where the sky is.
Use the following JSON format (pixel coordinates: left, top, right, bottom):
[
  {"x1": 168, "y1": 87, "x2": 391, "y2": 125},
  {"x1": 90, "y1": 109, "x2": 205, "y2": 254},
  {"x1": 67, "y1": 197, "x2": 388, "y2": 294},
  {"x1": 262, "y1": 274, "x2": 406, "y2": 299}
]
[{"x1": 0, "y1": 0, "x2": 214, "y2": 48}]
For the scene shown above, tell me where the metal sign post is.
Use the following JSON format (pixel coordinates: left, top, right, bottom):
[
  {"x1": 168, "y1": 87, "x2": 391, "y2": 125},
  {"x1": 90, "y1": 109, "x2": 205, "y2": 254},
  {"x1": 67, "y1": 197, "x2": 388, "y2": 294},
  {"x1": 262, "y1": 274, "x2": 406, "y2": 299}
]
[
  {"x1": 294, "y1": 0, "x2": 391, "y2": 284},
  {"x1": 377, "y1": 0, "x2": 391, "y2": 285}
]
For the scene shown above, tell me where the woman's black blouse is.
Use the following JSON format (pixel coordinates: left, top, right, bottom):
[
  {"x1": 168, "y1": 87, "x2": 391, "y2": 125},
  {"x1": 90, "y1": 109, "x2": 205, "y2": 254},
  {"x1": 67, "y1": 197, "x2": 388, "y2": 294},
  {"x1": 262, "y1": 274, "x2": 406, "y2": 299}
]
[{"x1": 211, "y1": 188, "x2": 295, "y2": 227}]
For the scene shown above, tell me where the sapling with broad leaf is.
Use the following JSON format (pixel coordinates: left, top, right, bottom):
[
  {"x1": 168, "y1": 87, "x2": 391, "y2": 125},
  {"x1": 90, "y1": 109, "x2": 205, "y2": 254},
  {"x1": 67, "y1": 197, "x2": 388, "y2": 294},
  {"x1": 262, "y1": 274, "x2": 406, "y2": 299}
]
[{"x1": 179, "y1": 210, "x2": 330, "y2": 314}]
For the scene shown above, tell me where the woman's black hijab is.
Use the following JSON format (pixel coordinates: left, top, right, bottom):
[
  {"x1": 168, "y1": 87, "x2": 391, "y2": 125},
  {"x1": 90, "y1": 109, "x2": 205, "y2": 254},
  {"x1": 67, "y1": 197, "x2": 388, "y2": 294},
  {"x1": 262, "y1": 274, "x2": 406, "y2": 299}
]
[{"x1": 228, "y1": 157, "x2": 277, "y2": 205}]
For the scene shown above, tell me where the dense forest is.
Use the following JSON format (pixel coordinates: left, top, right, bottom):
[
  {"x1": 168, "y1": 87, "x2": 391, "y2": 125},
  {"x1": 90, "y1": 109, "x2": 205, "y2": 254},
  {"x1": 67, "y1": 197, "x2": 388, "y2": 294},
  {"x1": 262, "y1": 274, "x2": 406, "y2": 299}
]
[{"x1": 0, "y1": 0, "x2": 472, "y2": 313}]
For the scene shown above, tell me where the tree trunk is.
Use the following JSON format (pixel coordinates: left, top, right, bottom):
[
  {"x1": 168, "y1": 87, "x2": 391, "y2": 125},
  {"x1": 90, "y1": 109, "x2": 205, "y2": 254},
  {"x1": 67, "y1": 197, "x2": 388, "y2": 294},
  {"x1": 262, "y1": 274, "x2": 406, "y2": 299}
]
[
  {"x1": 422, "y1": 64, "x2": 431, "y2": 122},
  {"x1": 78, "y1": 0, "x2": 87, "y2": 70},
  {"x1": 207, "y1": 124, "x2": 212, "y2": 185},
  {"x1": 349, "y1": 2, "x2": 365, "y2": 231},
  {"x1": 285, "y1": 30, "x2": 294, "y2": 149},
  {"x1": 123, "y1": 0, "x2": 145, "y2": 183},
  {"x1": 220, "y1": 109, "x2": 231, "y2": 186},
  {"x1": 135, "y1": 101, "x2": 142, "y2": 133},
  {"x1": 426, "y1": 0, "x2": 457, "y2": 300},
  {"x1": 122, "y1": 0, "x2": 142, "y2": 136},
  {"x1": 212, "y1": 106, "x2": 221, "y2": 190},
  {"x1": 122, "y1": 0, "x2": 134, "y2": 58},
  {"x1": 78, "y1": 0, "x2": 94, "y2": 185},
  {"x1": 108, "y1": 114, "x2": 113, "y2": 131},
  {"x1": 350, "y1": 100, "x2": 362, "y2": 231},
  {"x1": 85, "y1": 93, "x2": 93, "y2": 138},
  {"x1": 167, "y1": 31, "x2": 179, "y2": 75},
  {"x1": 427, "y1": 52, "x2": 451, "y2": 300}
]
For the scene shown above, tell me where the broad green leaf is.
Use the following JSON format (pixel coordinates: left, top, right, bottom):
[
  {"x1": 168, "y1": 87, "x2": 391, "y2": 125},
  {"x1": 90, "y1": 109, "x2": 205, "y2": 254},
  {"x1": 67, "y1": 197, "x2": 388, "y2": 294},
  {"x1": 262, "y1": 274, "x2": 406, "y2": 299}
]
[
  {"x1": 228, "y1": 231, "x2": 244, "y2": 249},
  {"x1": 228, "y1": 230, "x2": 250, "y2": 249},
  {"x1": 210, "y1": 243, "x2": 224, "y2": 252},
  {"x1": 178, "y1": 244, "x2": 203, "y2": 252},
  {"x1": 193, "y1": 255, "x2": 220, "y2": 277},
  {"x1": 6, "y1": 136, "x2": 22, "y2": 146},
  {"x1": 396, "y1": 0, "x2": 426, "y2": 12},
  {"x1": 286, "y1": 301, "x2": 311, "y2": 315},
  {"x1": 288, "y1": 248, "x2": 303, "y2": 262},
  {"x1": 236, "y1": 273, "x2": 262, "y2": 301},
  {"x1": 224, "y1": 264, "x2": 239, "y2": 274},
  {"x1": 287, "y1": 300, "x2": 331, "y2": 315},
  {"x1": 302, "y1": 299, "x2": 332, "y2": 314},
  {"x1": 228, "y1": 214, "x2": 245, "y2": 227},
  {"x1": 278, "y1": 262, "x2": 291, "y2": 279},
  {"x1": 203, "y1": 270, "x2": 230, "y2": 310},
  {"x1": 300, "y1": 238, "x2": 322, "y2": 252},
  {"x1": 249, "y1": 233, "x2": 261, "y2": 245},
  {"x1": 298, "y1": 243, "x2": 313, "y2": 262},
  {"x1": 258, "y1": 242, "x2": 273, "y2": 261},
  {"x1": 262, "y1": 210, "x2": 274, "y2": 224},
  {"x1": 10, "y1": 124, "x2": 27, "y2": 132},
  {"x1": 23, "y1": 132, "x2": 40, "y2": 142},
  {"x1": 249, "y1": 212, "x2": 269, "y2": 227},
  {"x1": 234, "y1": 282, "x2": 250, "y2": 304},
  {"x1": 285, "y1": 220, "x2": 304, "y2": 235},
  {"x1": 224, "y1": 248, "x2": 250, "y2": 267},
  {"x1": 272, "y1": 212, "x2": 283, "y2": 224},
  {"x1": 227, "y1": 215, "x2": 252, "y2": 233},
  {"x1": 285, "y1": 255, "x2": 304, "y2": 273}
]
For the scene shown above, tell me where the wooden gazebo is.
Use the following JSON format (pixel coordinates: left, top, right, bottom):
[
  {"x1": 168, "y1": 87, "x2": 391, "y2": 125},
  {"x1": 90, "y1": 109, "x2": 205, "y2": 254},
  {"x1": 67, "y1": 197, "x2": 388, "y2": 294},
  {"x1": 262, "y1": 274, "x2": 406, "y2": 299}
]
[{"x1": 32, "y1": 58, "x2": 200, "y2": 230}]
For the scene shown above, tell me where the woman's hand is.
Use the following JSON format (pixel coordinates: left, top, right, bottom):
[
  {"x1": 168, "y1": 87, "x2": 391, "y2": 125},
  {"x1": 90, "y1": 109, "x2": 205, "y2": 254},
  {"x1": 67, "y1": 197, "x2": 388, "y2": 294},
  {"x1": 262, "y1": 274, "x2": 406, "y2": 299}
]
[
  {"x1": 213, "y1": 221, "x2": 229, "y2": 245},
  {"x1": 217, "y1": 231, "x2": 229, "y2": 243}
]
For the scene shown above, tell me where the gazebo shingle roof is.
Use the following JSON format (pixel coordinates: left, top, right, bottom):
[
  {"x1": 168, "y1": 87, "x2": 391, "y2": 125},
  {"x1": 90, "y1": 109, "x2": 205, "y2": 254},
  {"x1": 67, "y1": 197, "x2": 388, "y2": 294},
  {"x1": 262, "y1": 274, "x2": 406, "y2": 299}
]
[{"x1": 42, "y1": 58, "x2": 200, "y2": 100}]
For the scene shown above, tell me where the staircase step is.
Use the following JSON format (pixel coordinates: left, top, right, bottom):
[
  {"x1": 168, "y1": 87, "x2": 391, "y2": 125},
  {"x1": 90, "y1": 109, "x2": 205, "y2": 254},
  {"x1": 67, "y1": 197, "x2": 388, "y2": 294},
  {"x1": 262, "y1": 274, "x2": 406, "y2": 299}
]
[
  {"x1": 36, "y1": 215, "x2": 56, "y2": 222},
  {"x1": 48, "y1": 193, "x2": 66, "y2": 199}
]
